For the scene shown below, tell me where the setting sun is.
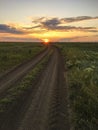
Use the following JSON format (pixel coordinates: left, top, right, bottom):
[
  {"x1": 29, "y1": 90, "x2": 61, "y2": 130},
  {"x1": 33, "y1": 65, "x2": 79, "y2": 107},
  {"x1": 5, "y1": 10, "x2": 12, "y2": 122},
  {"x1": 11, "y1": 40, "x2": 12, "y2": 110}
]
[{"x1": 43, "y1": 39, "x2": 49, "y2": 44}]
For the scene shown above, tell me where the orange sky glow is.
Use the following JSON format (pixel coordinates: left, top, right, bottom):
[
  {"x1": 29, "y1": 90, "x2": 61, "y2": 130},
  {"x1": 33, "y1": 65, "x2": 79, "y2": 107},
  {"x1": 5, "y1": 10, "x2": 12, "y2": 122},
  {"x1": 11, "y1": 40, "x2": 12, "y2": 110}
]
[{"x1": 0, "y1": 0, "x2": 98, "y2": 42}]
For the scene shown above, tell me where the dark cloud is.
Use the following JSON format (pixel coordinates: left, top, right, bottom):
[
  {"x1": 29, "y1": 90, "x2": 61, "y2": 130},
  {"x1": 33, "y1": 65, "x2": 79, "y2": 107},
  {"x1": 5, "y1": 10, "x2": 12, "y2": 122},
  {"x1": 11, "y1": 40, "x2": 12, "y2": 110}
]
[
  {"x1": 27, "y1": 16, "x2": 98, "y2": 32},
  {"x1": 23, "y1": 25, "x2": 41, "y2": 29},
  {"x1": 41, "y1": 18, "x2": 61, "y2": 28},
  {"x1": 7, "y1": 16, "x2": 97, "y2": 34},
  {"x1": 31, "y1": 16, "x2": 98, "y2": 26},
  {"x1": 25, "y1": 17, "x2": 61, "y2": 30},
  {"x1": 41, "y1": 20, "x2": 97, "y2": 32},
  {"x1": 61, "y1": 16, "x2": 98, "y2": 23},
  {"x1": 0, "y1": 24, "x2": 24, "y2": 34},
  {"x1": 1, "y1": 16, "x2": 97, "y2": 34}
]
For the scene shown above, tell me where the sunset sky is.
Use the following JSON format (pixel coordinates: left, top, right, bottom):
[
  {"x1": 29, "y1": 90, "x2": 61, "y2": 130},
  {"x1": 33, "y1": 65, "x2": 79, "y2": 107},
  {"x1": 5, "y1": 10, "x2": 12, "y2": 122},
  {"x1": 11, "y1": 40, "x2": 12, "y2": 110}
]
[{"x1": 0, "y1": 0, "x2": 98, "y2": 42}]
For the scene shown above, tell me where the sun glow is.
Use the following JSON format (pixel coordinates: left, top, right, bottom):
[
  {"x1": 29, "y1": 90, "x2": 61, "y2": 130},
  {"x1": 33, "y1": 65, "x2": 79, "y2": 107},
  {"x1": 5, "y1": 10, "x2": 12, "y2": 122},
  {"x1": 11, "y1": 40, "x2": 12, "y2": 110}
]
[{"x1": 43, "y1": 39, "x2": 49, "y2": 44}]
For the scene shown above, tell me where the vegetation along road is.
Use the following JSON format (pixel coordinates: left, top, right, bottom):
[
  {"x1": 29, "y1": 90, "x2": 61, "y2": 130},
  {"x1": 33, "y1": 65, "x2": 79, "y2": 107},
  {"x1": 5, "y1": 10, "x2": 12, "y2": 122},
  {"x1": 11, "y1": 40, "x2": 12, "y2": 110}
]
[{"x1": 0, "y1": 47, "x2": 50, "y2": 96}]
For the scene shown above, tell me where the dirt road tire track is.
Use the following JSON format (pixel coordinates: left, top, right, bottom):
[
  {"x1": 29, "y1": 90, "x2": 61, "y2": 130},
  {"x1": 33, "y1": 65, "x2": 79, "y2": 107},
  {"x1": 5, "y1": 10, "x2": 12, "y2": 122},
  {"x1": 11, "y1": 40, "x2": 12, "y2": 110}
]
[
  {"x1": 17, "y1": 47, "x2": 70, "y2": 130},
  {"x1": 0, "y1": 47, "x2": 49, "y2": 95},
  {"x1": 0, "y1": 46, "x2": 70, "y2": 130},
  {"x1": 47, "y1": 50, "x2": 70, "y2": 130}
]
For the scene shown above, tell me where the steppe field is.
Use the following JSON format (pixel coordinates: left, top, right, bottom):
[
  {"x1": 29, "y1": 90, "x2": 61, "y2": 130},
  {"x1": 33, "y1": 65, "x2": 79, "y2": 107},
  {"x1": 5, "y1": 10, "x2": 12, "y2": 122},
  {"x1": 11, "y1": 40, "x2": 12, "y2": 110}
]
[{"x1": 0, "y1": 42, "x2": 98, "y2": 130}]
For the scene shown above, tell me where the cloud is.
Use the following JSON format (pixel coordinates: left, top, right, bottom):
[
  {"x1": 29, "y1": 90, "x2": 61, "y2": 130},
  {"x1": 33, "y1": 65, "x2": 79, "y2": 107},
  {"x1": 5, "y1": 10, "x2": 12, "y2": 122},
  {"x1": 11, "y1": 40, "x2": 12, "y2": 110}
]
[
  {"x1": 41, "y1": 18, "x2": 61, "y2": 27},
  {"x1": 1, "y1": 16, "x2": 98, "y2": 35},
  {"x1": 31, "y1": 16, "x2": 98, "y2": 25},
  {"x1": 32, "y1": 17, "x2": 47, "y2": 23},
  {"x1": 40, "y1": 19, "x2": 97, "y2": 32},
  {"x1": 61, "y1": 16, "x2": 98, "y2": 23},
  {"x1": 24, "y1": 16, "x2": 98, "y2": 32},
  {"x1": 59, "y1": 36, "x2": 89, "y2": 42},
  {"x1": 0, "y1": 24, "x2": 24, "y2": 34},
  {"x1": 0, "y1": 36, "x2": 41, "y2": 42},
  {"x1": 23, "y1": 25, "x2": 41, "y2": 29}
]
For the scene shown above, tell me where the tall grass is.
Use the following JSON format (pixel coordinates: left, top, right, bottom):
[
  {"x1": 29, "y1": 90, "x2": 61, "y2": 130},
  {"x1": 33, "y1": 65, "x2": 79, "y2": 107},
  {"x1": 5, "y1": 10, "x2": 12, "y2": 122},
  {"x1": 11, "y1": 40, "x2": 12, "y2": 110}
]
[
  {"x1": 0, "y1": 42, "x2": 45, "y2": 75},
  {"x1": 60, "y1": 43, "x2": 98, "y2": 130},
  {"x1": 0, "y1": 50, "x2": 52, "y2": 113}
]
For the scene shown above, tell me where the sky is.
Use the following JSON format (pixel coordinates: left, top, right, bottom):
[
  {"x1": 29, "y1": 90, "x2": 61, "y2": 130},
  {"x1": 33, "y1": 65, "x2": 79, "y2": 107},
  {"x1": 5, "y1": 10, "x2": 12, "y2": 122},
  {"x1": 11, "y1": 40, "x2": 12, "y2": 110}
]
[{"x1": 0, "y1": 0, "x2": 98, "y2": 42}]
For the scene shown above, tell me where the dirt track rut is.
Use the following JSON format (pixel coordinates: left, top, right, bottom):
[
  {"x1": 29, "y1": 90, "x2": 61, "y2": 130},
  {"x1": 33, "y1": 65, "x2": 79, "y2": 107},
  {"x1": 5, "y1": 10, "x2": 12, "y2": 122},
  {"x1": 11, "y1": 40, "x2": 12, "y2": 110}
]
[
  {"x1": 0, "y1": 48, "x2": 49, "y2": 95},
  {"x1": 17, "y1": 47, "x2": 70, "y2": 130},
  {"x1": 0, "y1": 46, "x2": 70, "y2": 130}
]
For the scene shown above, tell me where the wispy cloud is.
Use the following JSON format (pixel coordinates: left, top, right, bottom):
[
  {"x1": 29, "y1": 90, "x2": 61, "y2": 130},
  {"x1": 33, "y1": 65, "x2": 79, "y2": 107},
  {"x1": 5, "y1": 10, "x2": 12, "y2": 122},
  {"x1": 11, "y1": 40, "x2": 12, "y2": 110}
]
[
  {"x1": 59, "y1": 36, "x2": 89, "y2": 42},
  {"x1": 26, "y1": 16, "x2": 98, "y2": 32},
  {"x1": 31, "y1": 16, "x2": 98, "y2": 24},
  {"x1": 0, "y1": 24, "x2": 25, "y2": 34},
  {"x1": 41, "y1": 21, "x2": 97, "y2": 32},
  {"x1": 0, "y1": 36, "x2": 41, "y2": 42},
  {"x1": 0, "y1": 16, "x2": 98, "y2": 35},
  {"x1": 23, "y1": 25, "x2": 41, "y2": 29},
  {"x1": 61, "y1": 16, "x2": 98, "y2": 23}
]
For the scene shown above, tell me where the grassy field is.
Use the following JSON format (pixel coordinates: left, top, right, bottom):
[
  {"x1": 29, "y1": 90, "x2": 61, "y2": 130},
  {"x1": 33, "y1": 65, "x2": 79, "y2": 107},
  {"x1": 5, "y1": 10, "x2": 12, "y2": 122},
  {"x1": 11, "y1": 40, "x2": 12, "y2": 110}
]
[
  {"x1": 0, "y1": 42, "x2": 45, "y2": 76},
  {"x1": 59, "y1": 43, "x2": 98, "y2": 130},
  {"x1": 0, "y1": 50, "x2": 52, "y2": 113},
  {"x1": 0, "y1": 42, "x2": 98, "y2": 129}
]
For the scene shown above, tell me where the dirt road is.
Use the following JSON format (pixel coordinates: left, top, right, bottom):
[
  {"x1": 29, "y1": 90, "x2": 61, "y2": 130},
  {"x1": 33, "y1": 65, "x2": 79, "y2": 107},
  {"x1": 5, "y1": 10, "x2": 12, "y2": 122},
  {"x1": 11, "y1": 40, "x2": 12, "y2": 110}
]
[
  {"x1": 0, "y1": 46, "x2": 70, "y2": 130},
  {"x1": 0, "y1": 48, "x2": 49, "y2": 95}
]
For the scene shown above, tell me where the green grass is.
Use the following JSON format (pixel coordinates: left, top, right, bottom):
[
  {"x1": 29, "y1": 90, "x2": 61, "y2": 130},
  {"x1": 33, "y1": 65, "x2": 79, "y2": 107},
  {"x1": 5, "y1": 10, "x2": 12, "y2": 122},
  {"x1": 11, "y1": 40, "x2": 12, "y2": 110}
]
[
  {"x1": 59, "y1": 43, "x2": 98, "y2": 130},
  {"x1": 0, "y1": 42, "x2": 45, "y2": 75},
  {"x1": 0, "y1": 50, "x2": 52, "y2": 113}
]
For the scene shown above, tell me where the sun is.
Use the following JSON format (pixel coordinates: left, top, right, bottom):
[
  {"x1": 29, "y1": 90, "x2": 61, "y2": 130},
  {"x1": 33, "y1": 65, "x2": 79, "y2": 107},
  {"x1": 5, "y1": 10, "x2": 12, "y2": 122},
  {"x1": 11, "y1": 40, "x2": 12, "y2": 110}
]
[{"x1": 43, "y1": 39, "x2": 49, "y2": 44}]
